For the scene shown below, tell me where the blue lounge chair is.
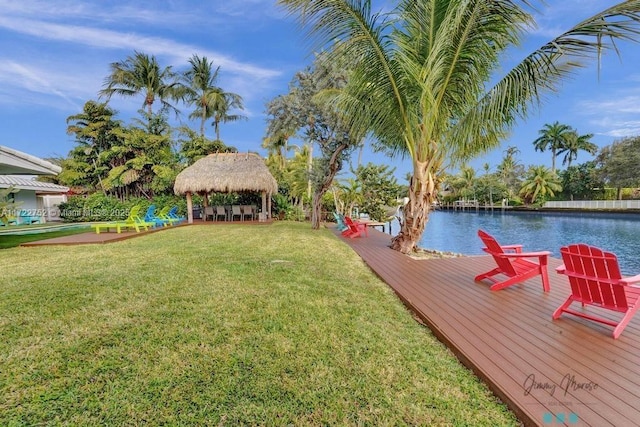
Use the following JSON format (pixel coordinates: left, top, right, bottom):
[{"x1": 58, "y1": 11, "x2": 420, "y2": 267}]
[
  {"x1": 144, "y1": 204, "x2": 171, "y2": 228},
  {"x1": 167, "y1": 206, "x2": 186, "y2": 223},
  {"x1": 18, "y1": 210, "x2": 43, "y2": 225},
  {"x1": 333, "y1": 212, "x2": 349, "y2": 232}
]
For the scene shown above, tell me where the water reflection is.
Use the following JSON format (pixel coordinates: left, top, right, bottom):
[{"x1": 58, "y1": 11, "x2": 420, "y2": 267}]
[{"x1": 406, "y1": 210, "x2": 640, "y2": 275}]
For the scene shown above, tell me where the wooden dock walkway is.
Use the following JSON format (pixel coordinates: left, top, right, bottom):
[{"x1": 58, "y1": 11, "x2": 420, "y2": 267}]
[{"x1": 336, "y1": 228, "x2": 640, "y2": 427}]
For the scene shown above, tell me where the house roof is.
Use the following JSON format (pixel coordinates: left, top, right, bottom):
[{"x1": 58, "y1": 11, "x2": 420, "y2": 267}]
[
  {"x1": 174, "y1": 152, "x2": 278, "y2": 195},
  {"x1": 0, "y1": 175, "x2": 69, "y2": 193},
  {"x1": 0, "y1": 145, "x2": 62, "y2": 175}
]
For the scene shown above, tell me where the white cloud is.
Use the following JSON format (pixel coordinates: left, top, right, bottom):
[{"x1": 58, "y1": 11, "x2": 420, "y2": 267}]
[
  {"x1": 0, "y1": 60, "x2": 89, "y2": 109},
  {"x1": 0, "y1": 15, "x2": 281, "y2": 81},
  {"x1": 577, "y1": 87, "x2": 640, "y2": 138}
]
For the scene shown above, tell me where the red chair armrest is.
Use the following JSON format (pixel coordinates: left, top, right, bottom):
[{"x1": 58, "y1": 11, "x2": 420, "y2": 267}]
[
  {"x1": 620, "y1": 274, "x2": 640, "y2": 285},
  {"x1": 498, "y1": 251, "x2": 551, "y2": 259},
  {"x1": 556, "y1": 264, "x2": 566, "y2": 274},
  {"x1": 500, "y1": 244, "x2": 523, "y2": 253}
]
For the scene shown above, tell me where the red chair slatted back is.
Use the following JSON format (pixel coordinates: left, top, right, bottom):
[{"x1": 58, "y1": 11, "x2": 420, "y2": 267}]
[
  {"x1": 477, "y1": 230, "x2": 517, "y2": 277},
  {"x1": 559, "y1": 244, "x2": 628, "y2": 311}
]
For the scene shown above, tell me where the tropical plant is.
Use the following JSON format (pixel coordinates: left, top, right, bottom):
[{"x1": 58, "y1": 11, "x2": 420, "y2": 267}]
[
  {"x1": 496, "y1": 146, "x2": 524, "y2": 202},
  {"x1": 284, "y1": 145, "x2": 313, "y2": 208},
  {"x1": 177, "y1": 126, "x2": 236, "y2": 165},
  {"x1": 332, "y1": 177, "x2": 362, "y2": 216},
  {"x1": 99, "y1": 51, "x2": 184, "y2": 116},
  {"x1": 557, "y1": 130, "x2": 597, "y2": 168},
  {"x1": 279, "y1": 0, "x2": 640, "y2": 253},
  {"x1": 450, "y1": 166, "x2": 477, "y2": 202},
  {"x1": 63, "y1": 101, "x2": 123, "y2": 194},
  {"x1": 519, "y1": 166, "x2": 562, "y2": 205},
  {"x1": 354, "y1": 163, "x2": 403, "y2": 222},
  {"x1": 103, "y1": 110, "x2": 179, "y2": 199},
  {"x1": 0, "y1": 187, "x2": 20, "y2": 223},
  {"x1": 532, "y1": 121, "x2": 572, "y2": 173},
  {"x1": 182, "y1": 55, "x2": 246, "y2": 139}
]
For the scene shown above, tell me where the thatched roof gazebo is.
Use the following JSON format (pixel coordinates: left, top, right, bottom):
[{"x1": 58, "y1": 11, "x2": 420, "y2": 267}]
[{"x1": 174, "y1": 152, "x2": 278, "y2": 223}]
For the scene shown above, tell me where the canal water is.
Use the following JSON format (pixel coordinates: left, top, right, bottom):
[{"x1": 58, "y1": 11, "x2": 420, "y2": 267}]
[{"x1": 407, "y1": 210, "x2": 640, "y2": 275}]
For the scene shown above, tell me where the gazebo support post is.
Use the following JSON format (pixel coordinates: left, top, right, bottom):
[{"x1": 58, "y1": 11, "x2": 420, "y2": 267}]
[
  {"x1": 261, "y1": 191, "x2": 267, "y2": 220},
  {"x1": 202, "y1": 192, "x2": 209, "y2": 221},
  {"x1": 267, "y1": 192, "x2": 272, "y2": 219},
  {"x1": 186, "y1": 192, "x2": 193, "y2": 224}
]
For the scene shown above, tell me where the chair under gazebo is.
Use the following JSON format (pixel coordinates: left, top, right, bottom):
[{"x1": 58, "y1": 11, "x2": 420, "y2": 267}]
[{"x1": 173, "y1": 152, "x2": 278, "y2": 224}]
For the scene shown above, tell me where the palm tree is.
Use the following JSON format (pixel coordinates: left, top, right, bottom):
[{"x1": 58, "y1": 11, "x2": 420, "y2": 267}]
[
  {"x1": 279, "y1": 0, "x2": 640, "y2": 254},
  {"x1": 209, "y1": 89, "x2": 246, "y2": 141},
  {"x1": 182, "y1": 55, "x2": 246, "y2": 138},
  {"x1": 558, "y1": 130, "x2": 597, "y2": 168},
  {"x1": 519, "y1": 166, "x2": 562, "y2": 205},
  {"x1": 533, "y1": 121, "x2": 572, "y2": 173},
  {"x1": 99, "y1": 51, "x2": 183, "y2": 116},
  {"x1": 183, "y1": 55, "x2": 221, "y2": 136}
]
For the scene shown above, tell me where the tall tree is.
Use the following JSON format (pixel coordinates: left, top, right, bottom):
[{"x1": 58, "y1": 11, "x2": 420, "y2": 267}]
[
  {"x1": 559, "y1": 161, "x2": 602, "y2": 200},
  {"x1": 265, "y1": 50, "x2": 362, "y2": 229},
  {"x1": 557, "y1": 130, "x2": 597, "y2": 168},
  {"x1": 63, "y1": 100, "x2": 123, "y2": 193},
  {"x1": 279, "y1": 0, "x2": 640, "y2": 253},
  {"x1": 533, "y1": 121, "x2": 572, "y2": 172},
  {"x1": 496, "y1": 146, "x2": 523, "y2": 202},
  {"x1": 596, "y1": 136, "x2": 640, "y2": 199},
  {"x1": 182, "y1": 55, "x2": 246, "y2": 138},
  {"x1": 99, "y1": 51, "x2": 183, "y2": 116}
]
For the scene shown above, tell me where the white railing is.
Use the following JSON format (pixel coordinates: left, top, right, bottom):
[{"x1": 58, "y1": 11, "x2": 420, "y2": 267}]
[{"x1": 543, "y1": 200, "x2": 640, "y2": 209}]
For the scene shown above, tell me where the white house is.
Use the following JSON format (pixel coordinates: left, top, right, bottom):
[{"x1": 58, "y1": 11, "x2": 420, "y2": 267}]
[{"x1": 1, "y1": 145, "x2": 69, "y2": 222}]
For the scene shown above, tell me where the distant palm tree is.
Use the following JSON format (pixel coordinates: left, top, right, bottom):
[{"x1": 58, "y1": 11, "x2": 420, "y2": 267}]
[
  {"x1": 182, "y1": 55, "x2": 246, "y2": 138},
  {"x1": 183, "y1": 55, "x2": 221, "y2": 136},
  {"x1": 519, "y1": 166, "x2": 562, "y2": 205},
  {"x1": 210, "y1": 89, "x2": 246, "y2": 141},
  {"x1": 558, "y1": 130, "x2": 597, "y2": 168},
  {"x1": 99, "y1": 51, "x2": 183, "y2": 116},
  {"x1": 497, "y1": 146, "x2": 522, "y2": 200},
  {"x1": 533, "y1": 121, "x2": 571, "y2": 173}
]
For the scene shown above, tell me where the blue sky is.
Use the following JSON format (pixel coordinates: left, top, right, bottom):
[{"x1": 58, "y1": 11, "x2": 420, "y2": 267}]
[{"x1": 1, "y1": 0, "x2": 639, "y2": 183}]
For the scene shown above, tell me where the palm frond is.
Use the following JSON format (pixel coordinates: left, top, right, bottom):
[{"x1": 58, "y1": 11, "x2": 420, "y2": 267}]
[{"x1": 450, "y1": 1, "x2": 640, "y2": 162}]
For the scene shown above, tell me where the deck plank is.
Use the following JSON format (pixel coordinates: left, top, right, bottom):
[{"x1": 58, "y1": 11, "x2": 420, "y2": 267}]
[{"x1": 336, "y1": 227, "x2": 640, "y2": 427}]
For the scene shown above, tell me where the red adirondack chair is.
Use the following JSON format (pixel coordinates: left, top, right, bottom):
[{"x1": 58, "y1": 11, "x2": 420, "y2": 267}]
[
  {"x1": 342, "y1": 216, "x2": 368, "y2": 238},
  {"x1": 554, "y1": 244, "x2": 640, "y2": 339},
  {"x1": 474, "y1": 229, "x2": 551, "y2": 292}
]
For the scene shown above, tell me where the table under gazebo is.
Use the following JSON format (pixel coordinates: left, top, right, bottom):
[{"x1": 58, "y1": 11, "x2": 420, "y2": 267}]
[{"x1": 174, "y1": 152, "x2": 278, "y2": 224}]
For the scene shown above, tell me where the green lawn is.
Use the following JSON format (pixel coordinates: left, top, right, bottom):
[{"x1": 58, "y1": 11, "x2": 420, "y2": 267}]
[{"x1": 0, "y1": 222, "x2": 519, "y2": 426}]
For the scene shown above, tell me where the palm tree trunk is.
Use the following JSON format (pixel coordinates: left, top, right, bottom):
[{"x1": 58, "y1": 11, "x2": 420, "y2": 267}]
[
  {"x1": 390, "y1": 160, "x2": 436, "y2": 254},
  {"x1": 92, "y1": 158, "x2": 106, "y2": 195},
  {"x1": 214, "y1": 119, "x2": 220, "y2": 141}
]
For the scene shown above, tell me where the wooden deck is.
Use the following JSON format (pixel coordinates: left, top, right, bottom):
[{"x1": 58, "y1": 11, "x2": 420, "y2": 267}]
[{"x1": 336, "y1": 228, "x2": 640, "y2": 427}]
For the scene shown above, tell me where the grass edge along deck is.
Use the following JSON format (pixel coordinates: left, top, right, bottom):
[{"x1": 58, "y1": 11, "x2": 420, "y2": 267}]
[{"x1": 335, "y1": 227, "x2": 640, "y2": 427}]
